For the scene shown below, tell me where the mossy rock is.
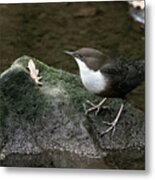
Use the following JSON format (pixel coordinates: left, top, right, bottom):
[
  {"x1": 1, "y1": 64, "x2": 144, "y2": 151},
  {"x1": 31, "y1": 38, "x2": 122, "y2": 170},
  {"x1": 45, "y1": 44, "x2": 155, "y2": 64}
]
[{"x1": 0, "y1": 56, "x2": 145, "y2": 169}]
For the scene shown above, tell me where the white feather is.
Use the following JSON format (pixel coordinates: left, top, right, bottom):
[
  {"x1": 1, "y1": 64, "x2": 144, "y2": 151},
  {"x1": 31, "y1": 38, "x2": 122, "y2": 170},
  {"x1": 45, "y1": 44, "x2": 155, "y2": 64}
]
[
  {"x1": 27, "y1": 59, "x2": 42, "y2": 85},
  {"x1": 75, "y1": 58, "x2": 107, "y2": 94}
]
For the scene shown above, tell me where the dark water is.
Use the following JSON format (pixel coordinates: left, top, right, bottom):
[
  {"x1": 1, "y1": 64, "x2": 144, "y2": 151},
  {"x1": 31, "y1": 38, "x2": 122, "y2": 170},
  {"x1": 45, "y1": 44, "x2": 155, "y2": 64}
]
[{"x1": 0, "y1": 1, "x2": 145, "y2": 110}]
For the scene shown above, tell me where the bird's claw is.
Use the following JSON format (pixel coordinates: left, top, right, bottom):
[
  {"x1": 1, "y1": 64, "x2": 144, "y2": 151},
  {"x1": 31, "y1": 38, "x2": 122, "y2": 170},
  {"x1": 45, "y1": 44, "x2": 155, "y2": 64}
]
[
  {"x1": 84, "y1": 98, "x2": 108, "y2": 116},
  {"x1": 100, "y1": 103, "x2": 124, "y2": 137},
  {"x1": 101, "y1": 121, "x2": 116, "y2": 137},
  {"x1": 84, "y1": 104, "x2": 101, "y2": 116}
]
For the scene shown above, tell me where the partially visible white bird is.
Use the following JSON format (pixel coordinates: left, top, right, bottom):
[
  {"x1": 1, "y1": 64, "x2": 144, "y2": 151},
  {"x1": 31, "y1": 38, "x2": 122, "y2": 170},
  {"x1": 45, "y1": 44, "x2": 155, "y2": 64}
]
[{"x1": 128, "y1": 0, "x2": 145, "y2": 25}]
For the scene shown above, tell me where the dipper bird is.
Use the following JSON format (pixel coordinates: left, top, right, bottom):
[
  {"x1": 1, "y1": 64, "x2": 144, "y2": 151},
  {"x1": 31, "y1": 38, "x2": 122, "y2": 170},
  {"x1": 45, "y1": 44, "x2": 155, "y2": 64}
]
[{"x1": 64, "y1": 47, "x2": 145, "y2": 135}]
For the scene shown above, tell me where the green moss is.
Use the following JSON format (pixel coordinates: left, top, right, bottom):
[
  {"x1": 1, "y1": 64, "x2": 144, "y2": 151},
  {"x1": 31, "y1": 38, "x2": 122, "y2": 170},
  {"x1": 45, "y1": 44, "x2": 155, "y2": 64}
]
[
  {"x1": 12, "y1": 55, "x2": 101, "y2": 112},
  {"x1": 0, "y1": 56, "x2": 145, "y2": 169}
]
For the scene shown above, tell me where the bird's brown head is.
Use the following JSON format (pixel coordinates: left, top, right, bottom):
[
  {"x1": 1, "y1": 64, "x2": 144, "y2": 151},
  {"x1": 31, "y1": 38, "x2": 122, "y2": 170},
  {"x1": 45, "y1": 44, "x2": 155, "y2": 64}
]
[{"x1": 64, "y1": 47, "x2": 110, "y2": 71}]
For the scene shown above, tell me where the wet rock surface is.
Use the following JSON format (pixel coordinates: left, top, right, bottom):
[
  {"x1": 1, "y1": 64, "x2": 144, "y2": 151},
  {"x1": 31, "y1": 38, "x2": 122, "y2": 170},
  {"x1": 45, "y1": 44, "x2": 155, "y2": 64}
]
[{"x1": 0, "y1": 56, "x2": 145, "y2": 169}]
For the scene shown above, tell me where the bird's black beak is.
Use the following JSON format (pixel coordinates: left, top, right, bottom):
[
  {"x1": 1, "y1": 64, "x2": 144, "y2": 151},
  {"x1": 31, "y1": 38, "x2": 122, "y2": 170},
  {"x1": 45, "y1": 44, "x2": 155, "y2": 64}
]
[{"x1": 63, "y1": 50, "x2": 75, "y2": 57}]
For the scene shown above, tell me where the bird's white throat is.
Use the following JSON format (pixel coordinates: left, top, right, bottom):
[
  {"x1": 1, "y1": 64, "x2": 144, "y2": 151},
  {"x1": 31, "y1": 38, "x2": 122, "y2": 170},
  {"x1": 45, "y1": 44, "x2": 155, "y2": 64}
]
[{"x1": 74, "y1": 57, "x2": 107, "y2": 94}]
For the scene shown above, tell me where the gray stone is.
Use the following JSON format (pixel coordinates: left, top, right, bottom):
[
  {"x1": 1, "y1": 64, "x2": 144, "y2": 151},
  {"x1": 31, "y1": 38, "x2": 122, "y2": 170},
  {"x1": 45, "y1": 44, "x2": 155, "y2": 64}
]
[{"x1": 0, "y1": 56, "x2": 145, "y2": 169}]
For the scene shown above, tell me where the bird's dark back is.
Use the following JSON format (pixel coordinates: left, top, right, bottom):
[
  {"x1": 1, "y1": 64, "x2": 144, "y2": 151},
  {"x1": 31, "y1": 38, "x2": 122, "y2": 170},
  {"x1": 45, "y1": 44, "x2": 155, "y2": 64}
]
[{"x1": 101, "y1": 60, "x2": 145, "y2": 98}]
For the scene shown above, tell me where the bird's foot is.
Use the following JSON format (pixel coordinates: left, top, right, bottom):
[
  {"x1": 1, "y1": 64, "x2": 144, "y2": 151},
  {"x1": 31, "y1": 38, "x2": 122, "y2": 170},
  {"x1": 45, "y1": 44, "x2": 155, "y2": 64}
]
[
  {"x1": 84, "y1": 98, "x2": 108, "y2": 116},
  {"x1": 100, "y1": 103, "x2": 124, "y2": 137}
]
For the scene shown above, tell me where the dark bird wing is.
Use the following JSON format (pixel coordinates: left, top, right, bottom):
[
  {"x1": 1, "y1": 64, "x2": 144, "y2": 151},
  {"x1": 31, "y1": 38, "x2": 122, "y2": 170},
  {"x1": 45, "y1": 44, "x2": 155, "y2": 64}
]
[{"x1": 101, "y1": 60, "x2": 145, "y2": 98}]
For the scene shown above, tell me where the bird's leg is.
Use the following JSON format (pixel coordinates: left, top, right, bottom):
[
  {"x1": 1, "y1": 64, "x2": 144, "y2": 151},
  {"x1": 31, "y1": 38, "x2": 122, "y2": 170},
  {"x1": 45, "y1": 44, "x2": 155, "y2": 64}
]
[
  {"x1": 100, "y1": 103, "x2": 124, "y2": 136},
  {"x1": 84, "y1": 97, "x2": 108, "y2": 115}
]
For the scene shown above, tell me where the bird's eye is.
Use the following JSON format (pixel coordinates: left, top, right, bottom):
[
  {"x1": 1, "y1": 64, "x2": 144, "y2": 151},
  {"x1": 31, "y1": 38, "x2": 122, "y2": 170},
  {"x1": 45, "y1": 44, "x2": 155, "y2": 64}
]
[
  {"x1": 74, "y1": 52, "x2": 83, "y2": 59},
  {"x1": 77, "y1": 54, "x2": 83, "y2": 59}
]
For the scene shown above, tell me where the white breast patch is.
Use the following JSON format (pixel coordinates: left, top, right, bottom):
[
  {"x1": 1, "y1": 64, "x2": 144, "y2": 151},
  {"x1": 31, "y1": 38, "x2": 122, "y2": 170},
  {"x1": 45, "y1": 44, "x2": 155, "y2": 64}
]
[{"x1": 75, "y1": 58, "x2": 107, "y2": 94}]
